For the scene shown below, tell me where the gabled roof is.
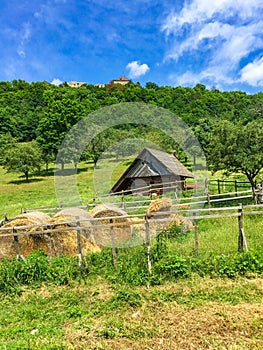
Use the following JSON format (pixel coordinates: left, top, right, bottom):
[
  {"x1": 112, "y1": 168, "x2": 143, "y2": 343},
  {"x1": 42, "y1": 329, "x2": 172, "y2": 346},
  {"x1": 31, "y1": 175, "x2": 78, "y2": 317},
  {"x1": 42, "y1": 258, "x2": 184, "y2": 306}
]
[
  {"x1": 110, "y1": 148, "x2": 194, "y2": 193},
  {"x1": 144, "y1": 148, "x2": 194, "y2": 178}
]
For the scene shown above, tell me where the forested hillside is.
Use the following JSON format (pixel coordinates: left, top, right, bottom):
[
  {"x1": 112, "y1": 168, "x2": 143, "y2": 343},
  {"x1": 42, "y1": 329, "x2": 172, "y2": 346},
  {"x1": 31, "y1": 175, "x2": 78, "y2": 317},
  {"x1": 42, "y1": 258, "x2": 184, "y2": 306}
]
[{"x1": 0, "y1": 80, "x2": 263, "y2": 185}]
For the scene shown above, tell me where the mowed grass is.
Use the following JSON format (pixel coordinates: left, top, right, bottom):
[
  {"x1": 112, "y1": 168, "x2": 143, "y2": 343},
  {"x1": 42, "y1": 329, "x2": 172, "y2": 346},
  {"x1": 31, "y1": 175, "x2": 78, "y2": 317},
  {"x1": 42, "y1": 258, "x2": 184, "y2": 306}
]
[{"x1": 0, "y1": 277, "x2": 262, "y2": 349}]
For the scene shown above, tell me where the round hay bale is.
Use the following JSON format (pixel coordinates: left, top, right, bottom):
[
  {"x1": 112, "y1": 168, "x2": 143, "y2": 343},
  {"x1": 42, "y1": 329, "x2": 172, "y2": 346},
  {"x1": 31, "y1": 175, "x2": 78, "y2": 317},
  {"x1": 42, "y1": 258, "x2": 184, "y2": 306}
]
[
  {"x1": 169, "y1": 214, "x2": 194, "y2": 231},
  {"x1": 48, "y1": 219, "x2": 101, "y2": 256},
  {"x1": 147, "y1": 198, "x2": 172, "y2": 218},
  {"x1": 53, "y1": 207, "x2": 91, "y2": 220},
  {"x1": 0, "y1": 211, "x2": 50, "y2": 260},
  {"x1": 129, "y1": 217, "x2": 146, "y2": 241},
  {"x1": 30, "y1": 209, "x2": 101, "y2": 256},
  {"x1": 146, "y1": 198, "x2": 173, "y2": 233},
  {"x1": 53, "y1": 207, "x2": 95, "y2": 242},
  {"x1": 91, "y1": 204, "x2": 132, "y2": 247}
]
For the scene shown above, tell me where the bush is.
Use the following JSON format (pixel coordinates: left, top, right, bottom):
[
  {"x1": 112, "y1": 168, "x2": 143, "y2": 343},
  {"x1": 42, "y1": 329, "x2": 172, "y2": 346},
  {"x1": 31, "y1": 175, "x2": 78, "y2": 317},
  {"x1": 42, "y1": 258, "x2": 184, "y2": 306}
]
[
  {"x1": 155, "y1": 255, "x2": 190, "y2": 280},
  {"x1": 0, "y1": 250, "x2": 83, "y2": 295}
]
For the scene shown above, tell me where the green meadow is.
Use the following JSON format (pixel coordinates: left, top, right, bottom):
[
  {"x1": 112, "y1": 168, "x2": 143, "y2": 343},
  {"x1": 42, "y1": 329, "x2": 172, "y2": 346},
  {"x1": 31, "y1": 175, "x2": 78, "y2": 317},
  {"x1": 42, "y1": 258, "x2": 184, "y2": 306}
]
[{"x1": 0, "y1": 161, "x2": 262, "y2": 349}]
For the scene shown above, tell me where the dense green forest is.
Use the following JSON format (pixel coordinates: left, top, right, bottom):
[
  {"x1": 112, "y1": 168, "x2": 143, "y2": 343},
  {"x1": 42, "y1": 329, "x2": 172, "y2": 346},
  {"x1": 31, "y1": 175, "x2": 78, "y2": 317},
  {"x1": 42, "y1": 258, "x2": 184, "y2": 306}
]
[{"x1": 0, "y1": 79, "x2": 263, "y2": 186}]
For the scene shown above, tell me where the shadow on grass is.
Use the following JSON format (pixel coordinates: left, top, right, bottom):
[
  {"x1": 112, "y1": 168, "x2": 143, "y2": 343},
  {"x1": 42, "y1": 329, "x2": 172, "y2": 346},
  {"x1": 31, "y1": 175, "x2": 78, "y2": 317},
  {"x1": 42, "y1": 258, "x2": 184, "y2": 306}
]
[
  {"x1": 54, "y1": 167, "x2": 89, "y2": 176},
  {"x1": 9, "y1": 178, "x2": 43, "y2": 185}
]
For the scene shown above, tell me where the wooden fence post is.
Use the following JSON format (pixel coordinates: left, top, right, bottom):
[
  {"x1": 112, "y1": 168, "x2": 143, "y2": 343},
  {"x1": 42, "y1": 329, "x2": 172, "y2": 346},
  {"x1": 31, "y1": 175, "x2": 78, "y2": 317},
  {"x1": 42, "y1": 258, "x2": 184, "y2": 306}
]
[
  {"x1": 47, "y1": 232, "x2": 52, "y2": 265},
  {"x1": 217, "y1": 179, "x2": 221, "y2": 194},
  {"x1": 76, "y1": 216, "x2": 83, "y2": 266},
  {"x1": 237, "y1": 204, "x2": 248, "y2": 252},
  {"x1": 13, "y1": 227, "x2": 20, "y2": 260},
  {"x1": 149, "y1": 184, "x2": 152, "y2": 199},
  {"x1": 13, "y1": 228, "x2": 25, "y2": 261},
  {"x1": 207, "y1": 193, "x2": 211, "y2": 208},
  {"x1": 205, "y1": 177, "x2": 209, "y2": 194},
  {"x1": 145, "y1": 215, "x2": 152, "y2": 273},
  {"x1": 110, "y1": 219, "x2": 117, "y2": 269},
  {"x1": 193, "y1": 212, "x2": 199, "y2": 255}
]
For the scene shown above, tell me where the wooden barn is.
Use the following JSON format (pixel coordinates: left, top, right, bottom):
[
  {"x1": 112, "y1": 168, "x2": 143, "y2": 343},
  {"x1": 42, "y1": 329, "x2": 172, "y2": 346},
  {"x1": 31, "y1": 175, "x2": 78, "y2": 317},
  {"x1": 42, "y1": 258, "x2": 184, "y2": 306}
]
[{"x1": 110, "y1": 148, "x2": 194, "y2": 195}]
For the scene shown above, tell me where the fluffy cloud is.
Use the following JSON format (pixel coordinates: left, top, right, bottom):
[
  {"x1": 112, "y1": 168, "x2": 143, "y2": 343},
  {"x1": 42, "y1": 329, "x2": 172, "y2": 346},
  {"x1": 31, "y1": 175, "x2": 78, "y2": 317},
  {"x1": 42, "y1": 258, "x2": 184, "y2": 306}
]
[
  {"x1": 162, "y1": 0, "x2": 263, "y2": 89},
  {"x1": 126, "y1": 61, "x2": 150, "y2": 78},
  {"x1": 240, "y1": 57, "x2": 263, "y2": 87},
  {"x1": 162, "y1": 0, "x2": 261, "y2": 35},
  {"x1": 51, "y1": 78, "x2": 63, "y2": 85}
]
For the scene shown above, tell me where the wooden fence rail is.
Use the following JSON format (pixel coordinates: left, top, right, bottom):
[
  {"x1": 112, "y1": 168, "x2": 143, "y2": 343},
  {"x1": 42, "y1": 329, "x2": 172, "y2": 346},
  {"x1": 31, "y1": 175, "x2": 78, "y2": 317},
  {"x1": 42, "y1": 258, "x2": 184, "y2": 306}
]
[
  {"x1": 21, "y1": 189, "x2": 253, "y2": 217},
  {"x1": 1, "y1": 202, "x2": 263, "y2": 270}
]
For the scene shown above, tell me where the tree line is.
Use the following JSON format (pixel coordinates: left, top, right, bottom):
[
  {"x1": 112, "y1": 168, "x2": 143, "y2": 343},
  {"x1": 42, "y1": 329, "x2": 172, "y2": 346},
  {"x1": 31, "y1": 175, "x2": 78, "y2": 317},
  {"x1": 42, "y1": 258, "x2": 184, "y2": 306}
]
[{"x1": 0, "y1": 79, "x2": 263, "y2": 187}]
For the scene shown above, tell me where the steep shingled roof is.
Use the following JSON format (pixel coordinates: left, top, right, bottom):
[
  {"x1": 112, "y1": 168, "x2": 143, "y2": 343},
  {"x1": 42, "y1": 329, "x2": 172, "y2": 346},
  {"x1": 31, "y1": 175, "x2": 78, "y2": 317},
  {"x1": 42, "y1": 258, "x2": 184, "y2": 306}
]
[{"x1": 110, "y1": 148, "x2": 194, "y2": 193}]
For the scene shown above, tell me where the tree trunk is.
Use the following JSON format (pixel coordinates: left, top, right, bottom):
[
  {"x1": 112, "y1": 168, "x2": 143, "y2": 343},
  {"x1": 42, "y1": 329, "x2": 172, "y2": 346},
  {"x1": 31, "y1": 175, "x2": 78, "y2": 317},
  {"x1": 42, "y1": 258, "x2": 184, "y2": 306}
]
[
  {"x1": 25, "y1": 171, "x2": 29, "y2": 183},
  {"x1": 246, "y1": 174, "x2": 256, "y2": 197},
  {"x1": 93, "y1": 158, "x2": 98, "y2": 169}
]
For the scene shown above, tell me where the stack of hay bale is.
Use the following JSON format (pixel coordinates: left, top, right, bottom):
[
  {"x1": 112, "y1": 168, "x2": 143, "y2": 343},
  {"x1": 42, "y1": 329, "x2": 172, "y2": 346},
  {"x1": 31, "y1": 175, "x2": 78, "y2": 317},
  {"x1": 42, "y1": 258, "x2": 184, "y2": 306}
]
[
  {"x1": 0, "y1": 211, "x2": 51, "y2": 260},
  {"x1": 47, "y1": 208, "x2": 100, "y2": 256},
  {"x1": 91, "y1": 204, "x2": 132, "y2": 247},
  {"x1": 0, "y1": 209, "x2": 101, "y2": 260}
]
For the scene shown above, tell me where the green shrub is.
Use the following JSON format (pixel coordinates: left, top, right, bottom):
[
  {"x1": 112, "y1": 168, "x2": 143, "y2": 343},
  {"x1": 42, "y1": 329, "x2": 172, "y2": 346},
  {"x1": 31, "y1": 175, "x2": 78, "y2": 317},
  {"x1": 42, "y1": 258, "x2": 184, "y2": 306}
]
[
  {"x1": 0, "y1": 250, "x2": 83, "y2": 295},
  {"x1": 110, "y1": 289, "x2": 142, "y2": 308},
  {"x1": 155, "y1": 254, "x2": 190, "y2": 279}
]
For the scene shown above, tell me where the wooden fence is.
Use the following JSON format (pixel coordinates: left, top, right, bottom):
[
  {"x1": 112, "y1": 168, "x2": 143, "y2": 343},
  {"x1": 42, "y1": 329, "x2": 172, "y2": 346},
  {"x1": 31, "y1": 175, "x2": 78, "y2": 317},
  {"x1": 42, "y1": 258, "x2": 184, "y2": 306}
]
[
  {"x1": 21, "y1": 188, "x2": 254, "y2": 216},
  {"x1": 208, "y1": 179, "x2": 251, "y2": 194},
  {"x1": 1, "y1": 198, "x2": 263, "y2": 270}
]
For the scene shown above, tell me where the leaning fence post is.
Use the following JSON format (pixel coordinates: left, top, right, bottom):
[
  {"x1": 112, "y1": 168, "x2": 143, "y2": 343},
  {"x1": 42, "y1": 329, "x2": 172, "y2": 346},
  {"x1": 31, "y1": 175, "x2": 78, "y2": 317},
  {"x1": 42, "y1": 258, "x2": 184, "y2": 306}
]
[
  {"x1": 237, "y1": 204, "x2": 248, "y2": 252},
  {"x1": 110, "y1": 219, "x2": 117, "y2": 269},
  {"x1": 145, "y1": 214, "x2": 152, "y2": 273},
  {"x1": 238, "y1": 204, "x2": 243, "y2": 252},
  {"x1": 76, "y1": 216, "x2": 83, "y2": 266}
]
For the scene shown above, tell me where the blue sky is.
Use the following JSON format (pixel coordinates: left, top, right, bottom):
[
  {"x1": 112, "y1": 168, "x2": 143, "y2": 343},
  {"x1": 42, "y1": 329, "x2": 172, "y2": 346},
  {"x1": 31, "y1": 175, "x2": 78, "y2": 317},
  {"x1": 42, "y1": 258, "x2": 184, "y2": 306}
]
[{"x1": 0, "y1": 0, "x2": 262, "y2": 93}]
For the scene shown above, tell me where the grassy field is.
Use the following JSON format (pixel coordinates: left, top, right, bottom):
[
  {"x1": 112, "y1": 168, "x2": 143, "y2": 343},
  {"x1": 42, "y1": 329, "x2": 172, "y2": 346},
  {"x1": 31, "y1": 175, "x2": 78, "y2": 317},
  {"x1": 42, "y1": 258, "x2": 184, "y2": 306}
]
[
  {"x1": 0, "y1": 277, "x2": 262, "y2": 349},
  {"x1": 0, "y1": 161, "x2": 262, "y2": 349},
  {"x1": 0, "y1": 159, "x2": 128, "y2": 218}
]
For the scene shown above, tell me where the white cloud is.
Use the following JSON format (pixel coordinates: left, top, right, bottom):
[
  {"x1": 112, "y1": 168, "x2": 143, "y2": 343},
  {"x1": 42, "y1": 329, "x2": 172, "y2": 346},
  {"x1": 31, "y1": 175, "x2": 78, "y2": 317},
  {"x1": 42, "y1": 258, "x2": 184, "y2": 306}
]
[
  {"x1": 51, "y1": 78, "x2": 63, "y2": 85},
  {"x1": 240, "y1": 57, "x2": 263, "y2": 87},
  {"x1": 162, "y1": 0, "x2": 263, "y2": 88},
  {"x1": 16, "y1": 22, "x2": 32, "y2": 59},
  {"x1": 162, "y1": 0, "x2": 261, "y2": 35},
  {"x1": 126, "y1": 61, "x2": 150, "y2": 78}
]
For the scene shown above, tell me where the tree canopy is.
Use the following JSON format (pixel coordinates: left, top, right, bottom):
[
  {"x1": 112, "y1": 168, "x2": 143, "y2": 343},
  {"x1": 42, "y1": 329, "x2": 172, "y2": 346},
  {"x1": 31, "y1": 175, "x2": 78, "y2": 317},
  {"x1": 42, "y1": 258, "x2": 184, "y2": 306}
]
[
  {"x1": 3, "y1": 141, "x2": 43, "y2": 182},
  {"x1": 207, "y1": 120, "x2": 263, "y2": 189},
  {"x1": 0, "y1": 79, "x2": 262, "y2": 182}
]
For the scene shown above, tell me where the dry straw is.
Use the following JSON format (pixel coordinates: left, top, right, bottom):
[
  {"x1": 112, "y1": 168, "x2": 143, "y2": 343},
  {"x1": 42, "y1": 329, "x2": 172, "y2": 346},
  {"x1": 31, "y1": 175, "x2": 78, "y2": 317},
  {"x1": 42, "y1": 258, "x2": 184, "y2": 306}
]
[
  {"x1": 0, "y1": 211, "x2": 50, "y2": 259},
  {"x1": 91, "y1": 204, "x2": 132, "y2": 247},
  {"x1": 47, "y1": 207, "x2": 100, "y2": 255}
]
